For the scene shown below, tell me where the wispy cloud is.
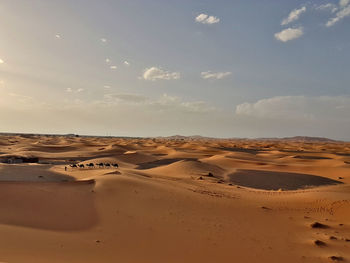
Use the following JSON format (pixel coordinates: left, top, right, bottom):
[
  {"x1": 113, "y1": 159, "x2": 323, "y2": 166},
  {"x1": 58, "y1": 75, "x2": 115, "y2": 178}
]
[
  {"x1": 103, "y1": 93, "x2": 215, "y2": 113},
  {"x1": 124, "y1": 61, "x2": 130, "y2": 66},
  {"x1": 340, "y1": 0, "x2": 350, "y2": 8},
  {"x1": 110, "y1": 65, "x2": 117, "y2": 70},
  {"x1": 105, "y1": 93, "x2": 148, "y2": 103},
  {"x1": 66, "y1": 88, "x2": 84, "y2": 93},
  {"x1": 281, "y1": 6, "x2": 306, "y2": 25},
  {"x1": 235, "y1": 95, "x2": 350, "y2": 121},
  {"x1": 156, "y1": 94, "x2": 215, "y2": 113},
  {"x1": 195, "y1": 13, "x2": 220, "y2": 24},
  {"x1": 0, "y1": 92, "x2": 219, "y2": 137},
  {"x1": 8, "y1": 93, "x2": 33, "y2": 102},
  {"x1": 274, "y1": 27, "x2": 303, "y2": 42},
  {"x1": 55, "y1": 34, "x2": 61, "y2": 39},
  {"x1": 316, "y1": 3, "x2": 338, "y2": 13},
  {"x1": 143, "y1": 67, "x2": 180, "y2": 81},
  {"x1": 201, "y1": 71, "x2": 232, "y2": 79},
  {"x1": 326, "y1": 4, "x2": 350, "y2": 27},
  {"x1": 232, "y1": 95, "x2": 350, "y2": 139},
  {"x1": 101, "y1": 38, "x2": 107, "y2": 43}
]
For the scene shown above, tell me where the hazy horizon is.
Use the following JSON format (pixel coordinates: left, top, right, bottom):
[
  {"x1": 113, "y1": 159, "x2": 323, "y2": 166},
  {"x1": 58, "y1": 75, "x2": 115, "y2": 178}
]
[
  {"x1": 1, "y1": 131, "x2": 348, "y2": 142},
  {"x1": 1, "y1": 0, "x2": 349, "y2": 140}
]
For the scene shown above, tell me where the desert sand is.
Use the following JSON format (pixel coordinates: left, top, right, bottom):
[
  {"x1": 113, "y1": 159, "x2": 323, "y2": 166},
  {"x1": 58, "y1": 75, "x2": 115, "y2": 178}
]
[{"x1": 0, "y1": 134, "x2": 349, "y2": 262}]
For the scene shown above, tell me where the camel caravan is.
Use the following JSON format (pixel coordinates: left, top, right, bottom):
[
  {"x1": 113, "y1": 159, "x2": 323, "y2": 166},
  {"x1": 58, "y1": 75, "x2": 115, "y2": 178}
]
[{"x1": 67, "y1": 162, "x2": 119, "y2": 170}]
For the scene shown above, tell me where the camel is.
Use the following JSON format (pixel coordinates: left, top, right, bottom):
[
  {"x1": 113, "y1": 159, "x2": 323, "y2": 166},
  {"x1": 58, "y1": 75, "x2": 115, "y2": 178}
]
[
  {"x1": 86, "y1": 163, "x2": 94, "y2": 168},
  {"x1": 96, "y1": 163, "x2": 104, "y2": 168}
]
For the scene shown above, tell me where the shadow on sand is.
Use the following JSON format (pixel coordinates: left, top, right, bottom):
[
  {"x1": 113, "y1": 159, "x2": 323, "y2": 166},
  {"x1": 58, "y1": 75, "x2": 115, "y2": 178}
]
[
  {"x1": 136, "y1": 158, "x2": 197, "y2": 170},
  {"x1": 0, "y1": 164, "x2": 98, "y2": 231},
  {"x1": 228, "y1": 169, "x2": 342, "y2": 190}
]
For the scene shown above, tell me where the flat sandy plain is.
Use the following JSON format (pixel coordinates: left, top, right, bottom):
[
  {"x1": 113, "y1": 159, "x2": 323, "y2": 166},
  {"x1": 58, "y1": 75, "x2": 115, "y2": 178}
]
[{"x1": 0, "y1": 134, "x2": 349, "y2": 263}]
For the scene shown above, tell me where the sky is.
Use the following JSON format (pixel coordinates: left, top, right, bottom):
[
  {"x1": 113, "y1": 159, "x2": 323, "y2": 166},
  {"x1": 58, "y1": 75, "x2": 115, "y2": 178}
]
[{"x1": 0, "y1": 0, "x2": 349, "y2": 140}]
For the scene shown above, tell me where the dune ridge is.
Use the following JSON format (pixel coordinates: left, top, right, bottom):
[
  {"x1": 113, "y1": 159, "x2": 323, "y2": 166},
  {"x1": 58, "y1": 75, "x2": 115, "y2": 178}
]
[{"x1": 0, "y1": 134, "x2": 349, "y2": 262}]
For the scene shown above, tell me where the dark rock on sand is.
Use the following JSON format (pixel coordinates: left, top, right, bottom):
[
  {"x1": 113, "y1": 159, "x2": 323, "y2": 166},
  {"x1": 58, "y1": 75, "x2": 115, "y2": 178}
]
[{"x1": 311, "y1": 222, "x2": 329, "y2": 229}]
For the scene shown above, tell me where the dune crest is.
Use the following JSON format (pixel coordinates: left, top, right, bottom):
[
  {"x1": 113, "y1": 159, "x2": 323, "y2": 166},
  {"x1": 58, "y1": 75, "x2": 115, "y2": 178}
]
[{"x1": 0, "y1": 134, "x2": 349, "y2": 262}]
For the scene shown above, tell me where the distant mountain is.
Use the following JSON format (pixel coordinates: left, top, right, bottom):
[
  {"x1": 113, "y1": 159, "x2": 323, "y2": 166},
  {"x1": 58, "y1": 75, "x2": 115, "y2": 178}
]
[
  {"x1": 157, "y1": 135, "x2": 341, "y2": 142},
  {"x1": 156, "y1": 135, "x2": 218, "y2": 141},
  {"x1": 0, "y1": 132, "x2": 342, "y2": 142},
  {"x1": 258, "y1": 136, "x2": 339, "y2": 142}
]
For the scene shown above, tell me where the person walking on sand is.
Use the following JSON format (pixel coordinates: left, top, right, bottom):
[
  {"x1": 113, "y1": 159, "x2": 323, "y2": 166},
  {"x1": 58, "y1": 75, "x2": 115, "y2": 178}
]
[{"x1": 65, "y1": 166, "x2": 67, "y2": 171}]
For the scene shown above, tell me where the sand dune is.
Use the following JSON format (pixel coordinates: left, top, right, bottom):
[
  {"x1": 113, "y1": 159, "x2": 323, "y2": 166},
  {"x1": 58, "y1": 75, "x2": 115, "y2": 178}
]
[
  {"x1": 0, "y1": 163, "x2": 74, "y2": 182},
  {"x1": 0, "y1": 134, "x2": 349, "y2": 262},
  {"x1": 140, "y1": 159, "x2": 226, "y2": 180},
  {"x1": 0, "y1": 179, "x2": 96, "y2": 230}
]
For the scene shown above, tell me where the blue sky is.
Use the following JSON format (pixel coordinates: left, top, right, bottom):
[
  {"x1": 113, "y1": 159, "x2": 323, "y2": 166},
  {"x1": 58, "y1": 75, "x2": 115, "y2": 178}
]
[{"x1": 0, "y1": 0, "x2": 349, "y2": 139}]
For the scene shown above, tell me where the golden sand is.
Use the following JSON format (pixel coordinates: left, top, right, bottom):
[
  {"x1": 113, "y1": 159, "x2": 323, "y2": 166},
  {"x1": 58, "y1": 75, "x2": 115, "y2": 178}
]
[{"x1": 0, "y1": 134, "x2": 349, "y2": 262}]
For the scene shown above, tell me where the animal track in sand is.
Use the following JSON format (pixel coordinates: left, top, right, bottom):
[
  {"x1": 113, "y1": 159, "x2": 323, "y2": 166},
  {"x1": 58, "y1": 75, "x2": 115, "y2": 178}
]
[{"x1": 191, "y1": 188, "x2": 240, "y2": 199}]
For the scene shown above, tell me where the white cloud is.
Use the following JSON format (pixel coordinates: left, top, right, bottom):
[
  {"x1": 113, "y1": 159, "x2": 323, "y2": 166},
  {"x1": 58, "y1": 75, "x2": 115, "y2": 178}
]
[
  {"x1": 66, "y1": 88, "x2": 84, "y2": 93},
  {"x1": 236, "y1": 96, "x2": 309, "y2": 119},
  {"x1": 201, "y1": 71, "x2": 232, "y2": 80},
  {"x1": 8, "y1": 93, "x2": 33, "y2": 102},
  {"x1": 0, "y1": 92, "x2": 40, "y2": 110},
  {"x1": 316, "y1": 3, "x2": 338, "y2": 13},
  {"x1": 55, "y1": 34, "x2": 61, "y2": 39},
  {"x1": 101, "y1": 38, "x2": 107, "y2": 43},
  {"x1": 110, "y1": 65, "x2": 117, "y2": 69},
  {"x1": 150, "y1": 94, "x2": 214, "y2": 113},
  {"x1": 326, "y1": 4, "x2": 350, "y2": 27},
  {"x1": 196, "y1": 14, "x2": 208, "y2": 22},
  {"x1": 231, "y1": 95, "x2": 350, "y2": 139},
  {"x1": 143, "y1": 67, "x2": 180, "y2": 81},
  {"x1": 0, "y1": 58, "x2": 4, "y2": 64},
  {"x1": 274, "y1": 27, "x2": 303, "y2": 42},
  {"x1": 235, "y1": 96, "x2": 350, "y2": 121},
  {"x1": 105, "y1": 93, "x2": 148, "y2": 103},
  {"x1": 195, "y1": 13, "x2": 220, "y2": 24},
  {"x1": 105, "y1": 58, "x2": 110, "y2": 63},
  {"x1": 340, "y1": 0, "x2": 350, "y2": 8},
  {"x1": 102, "y1": 93, "x2": 215, "y2": 113},
  {"x1": 281, "y1": 6, "x2": 306, "y2": 25},
  {"x1": 124, "y1": 61, "x2": 130, "y2": 66},
  {"x1": 2, "y1": 91, "x2": 349, "y2": 139},
  {"x1": 179, "y1": 100, "x2": 214, "y2": 113},
  {"x1": 0, "y1": 93, "x2": 220, "y2": 138},
  {"x1": 103, "y1": 85, "x2": 111, "y2": 89}
]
